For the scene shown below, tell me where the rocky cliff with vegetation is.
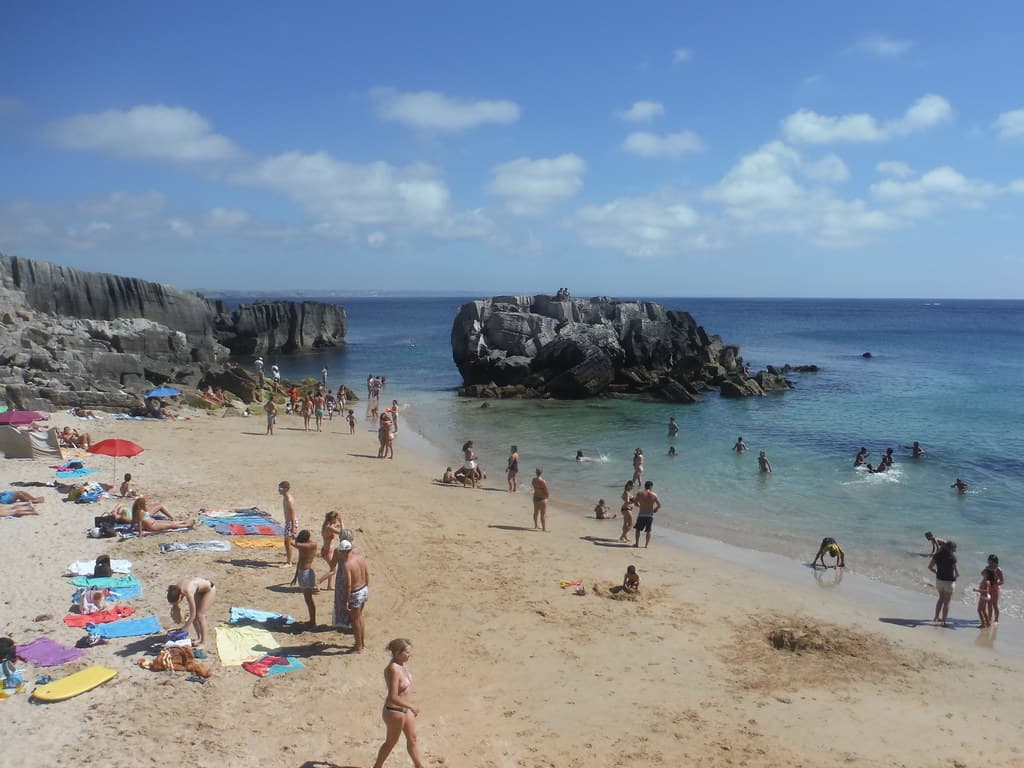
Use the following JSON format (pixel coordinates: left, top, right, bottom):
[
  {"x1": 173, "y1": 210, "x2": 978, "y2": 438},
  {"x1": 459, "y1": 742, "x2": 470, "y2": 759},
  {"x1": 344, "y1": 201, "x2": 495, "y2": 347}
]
[
  {"x1": 451, "y1": 294, "x2": 791, "y2": 401},
  {"x1": 0, "y1": 253, "x2": 346, "y2": 410}
]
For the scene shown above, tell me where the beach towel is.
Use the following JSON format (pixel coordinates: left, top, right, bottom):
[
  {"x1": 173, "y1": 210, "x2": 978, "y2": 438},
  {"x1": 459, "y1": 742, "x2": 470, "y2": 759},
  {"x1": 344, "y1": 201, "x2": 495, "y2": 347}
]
[
  {"x1": 159, "y1": 541, "x2": 232, "y2": 553},
  {"x1": 63, "y1": 605, "x2": 136, "y2": 627},
  {"x1": 56, "y1": 468, "x2": 98, "y2": 479},
  {"x1": 72, "y1": 584, "x2": 142, "y2": 604},
  {"x1": 16, "y1": 637, "x2": 86, "y2": 667},
  {"x1": 70, "y1": 575, "x2": 139, "y2": 589},
  {"x1": 199, "y1": 507, "x2": 265, "y2": 518},
  {"x1": 215, "y1": 625, "x2": 280, "y2": 666},
  {"x1": 66, "y1": 559, "x2": 132, "y2": 576},
  {"x1": 229, "y1": 607, "x2": 296, "y2": 626},
  {"x1": 231, "y1": 538, "x2": 281, "y2": 549},
  {"x1": 88, "y1": 615, "x2": 162, "y2": 638},
  {"x1": 112, "y1": 413, "x2": 144, "y2": 420},
  {"x1": 242, "y1": 655, "x2": 305, "y2": 678},
  {"x1": 117, "y1": 526, "x2": 190, "y2": 540}
]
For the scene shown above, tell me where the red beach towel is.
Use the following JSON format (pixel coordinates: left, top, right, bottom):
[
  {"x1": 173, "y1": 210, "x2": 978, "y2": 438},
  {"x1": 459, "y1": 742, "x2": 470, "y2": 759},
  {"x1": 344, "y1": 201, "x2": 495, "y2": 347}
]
[
  {"x1": 242, "y1": 655, "x2": 290, "y2": 677},
  {"x1": 63, "y1": 605, "x2": 136, "y2": 627}
]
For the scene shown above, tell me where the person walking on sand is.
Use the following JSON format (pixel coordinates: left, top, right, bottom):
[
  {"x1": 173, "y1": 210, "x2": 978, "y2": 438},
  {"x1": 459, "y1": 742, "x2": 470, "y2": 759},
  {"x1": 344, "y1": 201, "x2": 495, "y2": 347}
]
[
  {"x1": 167, "y1": 576, "x2": 216, "y2": 656},
  {"x1": 278, "y1": 481, "x2": 299, "y2": 571},
  {"x1": 318, "y1": 511, "x2": 343, "y2": 590},
  {"x1": 372, "y1": 638, "x2": 428, "y2": 768},
  {"x1": 507, "y1": 445, "x2": 519, "y2": 493},
  {"x1": 984, "y1": 555, "x2": 1003, "y2": 625},
  {"x1": 929, "y1": 539, "x2": 959, "y2": 627},
  {"x1": 633, "y1": 480, "x2": 661, "y2": 548},
  {"x1": 313, "y1": 390, "x2": 326, "y2": 432},
  {"x1": 532, "y1": 468, "x2": 550, "y2": 532},
  {"x1": 758, "y1": 451, "x2": 772, "y2": 473},
  {"x1": 333, "y1": 540, "x2": 369, "y2": 652},
  {"x1": 264, "y1": 399, "x2": 276, "y2": 436}
]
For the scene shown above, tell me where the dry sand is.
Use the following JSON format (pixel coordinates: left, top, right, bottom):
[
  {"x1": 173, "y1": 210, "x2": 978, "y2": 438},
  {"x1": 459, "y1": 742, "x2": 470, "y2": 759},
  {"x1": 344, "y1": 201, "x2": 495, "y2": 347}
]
[{"x1": 2, "y1": 407, "x2": 1022, "y2": 768}]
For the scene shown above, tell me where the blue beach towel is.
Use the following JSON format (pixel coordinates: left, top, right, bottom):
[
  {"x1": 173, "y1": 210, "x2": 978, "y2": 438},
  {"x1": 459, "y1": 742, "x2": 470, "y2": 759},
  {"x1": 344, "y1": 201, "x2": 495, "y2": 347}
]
[
  {"x1": 70, "y1": 575, "x2": 139, "y2": 589},
  {"x1": 56, "y1": 468, "x2": 98, "y2": 479},
  {"x1": 73, "y1": 584, "x2": 143, "y2": 604},
  {"x1": 229, "y1": 607, "x2": 296, "y2": 626},
  {"x1": 88, "y1": 615, "x2": 162, "y2": 638}
]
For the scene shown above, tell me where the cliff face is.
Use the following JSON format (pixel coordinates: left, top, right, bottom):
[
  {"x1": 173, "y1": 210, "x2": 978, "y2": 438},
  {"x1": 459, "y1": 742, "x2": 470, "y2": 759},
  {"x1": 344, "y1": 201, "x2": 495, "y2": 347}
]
[
  {"x1": 451, "y1": 294, "x2": 790, "y2": 401},
  {"x1": 3, "y1": 254, "x2": 215, "y2": 337},
  {"x1": 211, "y1": 300, "x2": 347, "y2": 356},
  {"x1": 0, "y1": 253, "x2": 346, "y2": 410}
]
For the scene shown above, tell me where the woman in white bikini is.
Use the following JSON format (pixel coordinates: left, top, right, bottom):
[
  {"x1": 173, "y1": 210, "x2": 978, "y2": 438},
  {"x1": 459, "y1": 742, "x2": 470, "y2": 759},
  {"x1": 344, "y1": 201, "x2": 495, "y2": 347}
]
[
  {"x1": 619, "y1": 480, "x2": 636, "y2": 543},
  {"x1": 372, "y1": 638, "x2": 427, "y2": 768},
  {"x1": 167, "y1": 576, "x2": 216, "y2": 656}
]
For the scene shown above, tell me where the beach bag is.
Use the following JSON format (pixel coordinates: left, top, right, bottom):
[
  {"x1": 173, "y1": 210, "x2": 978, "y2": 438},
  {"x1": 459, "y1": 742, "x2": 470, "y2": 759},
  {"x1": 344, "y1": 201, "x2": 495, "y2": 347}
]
[
  {"x1": 98, "y1": 520, "x2": 117, "y2": 538},
  {"x1": 94, "y1": 514, "x2": 116, "y2": 528},
  {"x1": 93, "y1": 555, "x2": 112, "y2": 578}
]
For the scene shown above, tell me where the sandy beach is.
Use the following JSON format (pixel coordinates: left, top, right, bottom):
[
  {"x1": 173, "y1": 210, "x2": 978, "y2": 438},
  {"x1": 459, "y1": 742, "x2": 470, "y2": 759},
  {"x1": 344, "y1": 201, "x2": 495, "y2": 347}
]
[{"x1": 2, "y1": 407, "x2": 1022, "y2": 768}]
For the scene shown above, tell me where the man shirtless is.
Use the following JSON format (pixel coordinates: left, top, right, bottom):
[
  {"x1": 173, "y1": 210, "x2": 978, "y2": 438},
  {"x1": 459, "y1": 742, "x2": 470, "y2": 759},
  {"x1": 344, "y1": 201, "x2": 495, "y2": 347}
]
[
  {"x1": 333, "y1": 540, "x2": 369, "y2": 653},
  {"x1": 633, "y1": 480, "x2": 661, "y2": 548},
  {"x1": 532, "y1": 468, "x2": 550, "y2": 532},
  {"x1": 278, "y1": 481, "x2": 299, "y2": 572}
]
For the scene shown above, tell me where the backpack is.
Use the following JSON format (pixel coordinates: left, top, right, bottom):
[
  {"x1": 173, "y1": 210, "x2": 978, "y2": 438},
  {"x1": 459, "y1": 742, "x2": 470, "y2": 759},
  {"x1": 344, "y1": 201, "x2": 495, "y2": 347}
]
[{"x1": 93, "y1": 554, "x2": 113, "y2": 578}]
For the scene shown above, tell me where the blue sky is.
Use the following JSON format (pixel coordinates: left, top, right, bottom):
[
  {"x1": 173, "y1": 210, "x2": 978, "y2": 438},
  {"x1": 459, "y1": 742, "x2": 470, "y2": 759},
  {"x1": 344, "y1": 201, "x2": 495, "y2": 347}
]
[{"x1": 2, "y1": 2, "x2": 1023, "y2": 297}]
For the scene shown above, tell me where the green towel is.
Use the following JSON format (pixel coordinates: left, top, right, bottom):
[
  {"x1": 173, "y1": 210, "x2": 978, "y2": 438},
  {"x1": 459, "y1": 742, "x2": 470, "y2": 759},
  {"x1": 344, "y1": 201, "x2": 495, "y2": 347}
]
[{"x1": 69, "y1": 575, "x2": 140, "y2": 589}]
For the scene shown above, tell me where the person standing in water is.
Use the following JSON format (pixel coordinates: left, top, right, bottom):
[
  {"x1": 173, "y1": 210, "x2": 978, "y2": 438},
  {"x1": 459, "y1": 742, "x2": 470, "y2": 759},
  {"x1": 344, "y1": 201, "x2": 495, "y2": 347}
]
[
  {"x1": 506, "y1": 445, "x2": 519, "y2": 493},
  {"x1": 733, "y1": 436, "x2": 747, "y2": 453},
  {"x1": 668, "y1": 417, "x2": 679, "y2": 437},
  {"x1": 631, "y1": 448, "x2": 644, "y2": 486},
  {"x1": 758, "y1": 451, "x2": 772, "y2": 473}
]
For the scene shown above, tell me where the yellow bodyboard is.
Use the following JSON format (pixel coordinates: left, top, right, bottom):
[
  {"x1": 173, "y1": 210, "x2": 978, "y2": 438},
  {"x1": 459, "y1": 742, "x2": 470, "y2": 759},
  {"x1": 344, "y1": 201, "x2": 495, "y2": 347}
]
[{"x1": 32, "y1": 666, "x2": 117, "y2": 702}]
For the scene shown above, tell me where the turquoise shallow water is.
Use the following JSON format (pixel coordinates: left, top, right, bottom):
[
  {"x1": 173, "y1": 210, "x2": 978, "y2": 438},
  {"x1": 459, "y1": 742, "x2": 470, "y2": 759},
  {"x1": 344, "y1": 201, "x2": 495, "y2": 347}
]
[{"x1": 244, "y1": 297, "x2": 1024, "y2": 624}]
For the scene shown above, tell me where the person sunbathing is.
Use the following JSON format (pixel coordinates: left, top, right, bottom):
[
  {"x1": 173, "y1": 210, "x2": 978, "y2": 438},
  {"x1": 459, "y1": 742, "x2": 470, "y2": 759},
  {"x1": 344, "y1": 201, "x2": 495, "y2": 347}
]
[
  {"x1": 0, "y1": 502, "x2": 39, "y2": 517},
  {"x1": 58, "y1": 427, "x2": 92, "y2": 449},
  {"x1": 0, "y1": 490, "x2": 45, "y2": 505},
  {"x1": 129, "y1": 497, "x2": 196, "y2": 535}
]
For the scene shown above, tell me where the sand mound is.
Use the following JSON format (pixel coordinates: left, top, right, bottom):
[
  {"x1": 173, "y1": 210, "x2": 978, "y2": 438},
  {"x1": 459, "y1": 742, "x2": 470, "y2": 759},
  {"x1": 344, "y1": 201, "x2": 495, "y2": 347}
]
[
  {"x1": 722, "y1": 613, "x2": 932, "y2": 693},
  {"x1": 591, "y1": 581, "x2": 656, "y2": 602}
]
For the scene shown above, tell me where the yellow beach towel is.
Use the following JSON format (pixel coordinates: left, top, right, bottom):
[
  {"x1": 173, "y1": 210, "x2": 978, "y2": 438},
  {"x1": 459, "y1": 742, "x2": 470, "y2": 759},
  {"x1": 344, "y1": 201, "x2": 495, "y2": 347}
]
[
  {"x1": 215, "y1": 625, "x2": 280, "y2": 666},
  {"x1": 232, "y1": 538, "x2": 281, "y2": 549}
]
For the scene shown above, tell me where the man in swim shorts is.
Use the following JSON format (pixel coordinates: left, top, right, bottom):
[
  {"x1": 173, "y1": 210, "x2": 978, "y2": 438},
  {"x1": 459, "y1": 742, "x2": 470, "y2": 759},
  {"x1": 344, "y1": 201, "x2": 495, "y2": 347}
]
[
  {"x1": 633, "y1": 480, "x2": 661, "y2": 548},
  {"x1": 278, "y1": 481, "x2": 299, "y2": 572},
  {"x1": 290, "y1": 530, "x2": 319, "y2": 626},
  {"x1": 335, "y1": 540, "x2": 369, "y2": 653}
]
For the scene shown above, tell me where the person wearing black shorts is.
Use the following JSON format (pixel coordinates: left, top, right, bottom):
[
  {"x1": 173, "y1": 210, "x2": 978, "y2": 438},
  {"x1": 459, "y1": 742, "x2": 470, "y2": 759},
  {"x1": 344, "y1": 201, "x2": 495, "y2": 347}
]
[{"x1": 633, "y1": 480, "x2": 661, "y2": 548}]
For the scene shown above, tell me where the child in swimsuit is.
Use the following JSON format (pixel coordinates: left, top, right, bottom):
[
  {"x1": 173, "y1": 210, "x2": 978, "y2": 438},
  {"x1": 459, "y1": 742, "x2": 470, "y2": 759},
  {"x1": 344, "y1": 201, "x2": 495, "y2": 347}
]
[
  {"x1": 594, "y1": 499, "x2": 615, "y2": 520},
  {"x1": 290, "y1": 530, "x2": 319, "y2": 627},
  {"x1": 1, "y1": 637, "x2": 24, "y2": 690},
  {"x1": 623, "y1": 565, "x2": 640, "y2": 593},
  {"x1": 985, "y1": 555, "x2": 1004, "y2": 624},
  {"x1": 318, "y1": 511, "x2": 343, "y2": 590},
  {"x1": 976, "y1": 572, "x2": 992, "y2": 628}
]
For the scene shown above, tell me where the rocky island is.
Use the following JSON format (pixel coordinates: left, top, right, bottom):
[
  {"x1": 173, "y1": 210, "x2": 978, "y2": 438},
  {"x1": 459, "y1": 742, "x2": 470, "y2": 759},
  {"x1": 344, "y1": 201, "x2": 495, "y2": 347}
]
[
  {"x1": 451, "y1": 294, "x2": 792, "y2": 401},
  {"x1": 0, "y1": 253, "x2": 346, "y2": 410}
]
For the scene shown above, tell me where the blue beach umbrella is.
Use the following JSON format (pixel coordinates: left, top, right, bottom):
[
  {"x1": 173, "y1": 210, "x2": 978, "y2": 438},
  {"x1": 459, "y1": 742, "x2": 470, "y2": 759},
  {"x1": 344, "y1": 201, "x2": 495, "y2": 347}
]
[{"x1": 144, "y1": 386, "x2": 181, "y2": 398}]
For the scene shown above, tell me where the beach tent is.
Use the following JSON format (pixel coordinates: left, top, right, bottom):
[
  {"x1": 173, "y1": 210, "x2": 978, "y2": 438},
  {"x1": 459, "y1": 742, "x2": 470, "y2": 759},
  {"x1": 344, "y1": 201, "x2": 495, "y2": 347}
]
[{"x1": 0, "y1": 426, "x2": 64, "y2": 459}]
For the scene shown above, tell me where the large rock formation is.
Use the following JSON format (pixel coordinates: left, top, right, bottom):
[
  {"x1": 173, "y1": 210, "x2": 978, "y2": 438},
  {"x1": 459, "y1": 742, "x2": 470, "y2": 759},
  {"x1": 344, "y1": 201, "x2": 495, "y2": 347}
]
[
  {"x1": 0, "y1": 253, "x2": 346, "y2": 410},
  {"x1": 451, "y1": 295, "x2": 791, "y2": 401}
]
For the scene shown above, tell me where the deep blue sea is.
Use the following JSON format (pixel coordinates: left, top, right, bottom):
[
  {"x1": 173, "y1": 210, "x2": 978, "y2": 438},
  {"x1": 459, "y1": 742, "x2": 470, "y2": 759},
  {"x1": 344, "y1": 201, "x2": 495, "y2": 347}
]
[{"x1": 238, "y1": 297, "x2": 1024, "y2": 620}]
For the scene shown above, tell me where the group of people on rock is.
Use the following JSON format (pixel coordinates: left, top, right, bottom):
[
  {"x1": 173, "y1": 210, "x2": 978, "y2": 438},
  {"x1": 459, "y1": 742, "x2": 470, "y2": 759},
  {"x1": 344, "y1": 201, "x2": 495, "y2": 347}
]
[{"x1": 554, "y1": 288, "x2": 572, "y2": 301}]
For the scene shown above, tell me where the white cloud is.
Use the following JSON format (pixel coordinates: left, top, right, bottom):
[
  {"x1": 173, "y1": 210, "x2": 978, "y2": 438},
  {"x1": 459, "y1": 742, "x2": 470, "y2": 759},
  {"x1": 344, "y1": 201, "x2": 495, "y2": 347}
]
[
  {"x1": 45, "y1": 105, "x2": 241, "y2": 163},
  {"x1": 703, "y1": 141, "x2": 895, "y2": 247},
  {"x1": 623, "y1": 130, "x2": 704, "y2": 157},
  {"x1": 1009, "y1": 179, "x2": 1024, "y2": 194},
  {"x1": 367, "y1": 231, "x2": 387, "y2": 247},
  {"x1": 782, "y1": 94, "x2": 952, "y2": 144},
  {"x1": 993, "y1": 109, "x2": 1024, "y2": 141},
  {"x1": 167, "y1": 217, "x2": 194, "y2": 239},
  {"x1": 803, "y1": 154, "x2": 850, "y2": 183},
  {"x1": 566, "y1": 191, "x2": 706, "y2": 258},
  {"x1": 876, "y1": 161, "x2": 915, "y2": 178},
  {"x1": 616, "y1": 101, "x2": 665, "y2": 123},
  {"x1": 233, "y1": 152, "x2": 450, "y2": 232},
  {"x1": 672, "y1": 48, "x2": 693, "y2": 63},
  {"x1": 204, "y1": 207, "x2": 250, "y2": 230},
  {"x1": 855, "y1": 36, "x2": 913, "y2": 57},
  {"x1": 870, "y1": 166, "x2": 999, "y2": 218},
  {"x1": 370, "y1": 87, "x2": 520, "y2": 132},
  {"x1": 487, "y1": 154, "x2": 585, "y2": 216}
]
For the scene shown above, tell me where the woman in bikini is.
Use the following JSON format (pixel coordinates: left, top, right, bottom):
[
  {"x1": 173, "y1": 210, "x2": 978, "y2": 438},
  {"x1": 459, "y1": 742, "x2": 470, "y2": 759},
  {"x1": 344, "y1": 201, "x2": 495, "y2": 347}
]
[
  {"x1": 167, "y1": 576, "x2": 216, "y2": 655},
  {"x1": 318, "y1": 510, "x2": 343, "y2": 589},
  {"x1": 619, "y1": 480, "x2": 636, "y2": 543},
  {"x1": 372, "y1": 638, "x2": 427, "y2": 768},
  {"x1": 129, "y1": 497, "x2": 196, "y2": 536},
  {"x1": 507, "y1": 445, "x2": 519, "y2": 493},
  {"x1": 632, "y1": 448, "x2": 644, "y2": 486}
]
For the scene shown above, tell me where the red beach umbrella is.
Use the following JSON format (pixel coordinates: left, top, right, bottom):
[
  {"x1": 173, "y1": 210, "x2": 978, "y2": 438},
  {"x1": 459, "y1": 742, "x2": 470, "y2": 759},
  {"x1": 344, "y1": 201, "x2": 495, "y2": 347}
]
[
  {"x1": 87, "y1": 439, "x2": 145, "y2": 486},
  {"x1": 0, "y1": 410, "x2": 46, "y2": 425}
]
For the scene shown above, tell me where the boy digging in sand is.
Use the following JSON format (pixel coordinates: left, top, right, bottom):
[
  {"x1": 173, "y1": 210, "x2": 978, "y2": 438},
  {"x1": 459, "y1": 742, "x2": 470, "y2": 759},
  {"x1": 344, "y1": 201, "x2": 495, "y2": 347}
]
[
  {"x1": 623, "y1": 565, "x2": 640, "y2": 593},
  {"x1": 289, "y1": 530, "x2": 319, "y2": 627}
]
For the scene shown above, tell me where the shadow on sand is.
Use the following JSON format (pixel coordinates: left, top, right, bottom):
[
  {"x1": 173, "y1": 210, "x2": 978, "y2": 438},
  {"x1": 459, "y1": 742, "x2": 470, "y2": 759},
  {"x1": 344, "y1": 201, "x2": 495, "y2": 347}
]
[
  {"x1": 879, "y1": 617, "x2": 978, "y2": 630},
  {"x1": 215, "y1": 558, "x2": 277, "y2": 570},
  {"x1": 579, "y1": 535, "x2": 632, "y2": 548},
  {"x1": 487, "y1": 524, "x2": 537, "y2": 533}
]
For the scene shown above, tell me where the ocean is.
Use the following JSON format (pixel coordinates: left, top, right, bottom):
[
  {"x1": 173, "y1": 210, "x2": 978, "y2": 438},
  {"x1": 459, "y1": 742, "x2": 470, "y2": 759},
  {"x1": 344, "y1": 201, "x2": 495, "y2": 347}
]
[{"x1": 238, "y1": 296, "x2": 1024, "y2": 624}]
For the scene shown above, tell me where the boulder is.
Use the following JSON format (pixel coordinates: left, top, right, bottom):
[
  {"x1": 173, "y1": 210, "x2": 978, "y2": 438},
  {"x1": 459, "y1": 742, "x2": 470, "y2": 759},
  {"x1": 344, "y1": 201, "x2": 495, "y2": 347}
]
[{"x1": 451, "y1": 294, "x2": 773, "y2": 401}]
